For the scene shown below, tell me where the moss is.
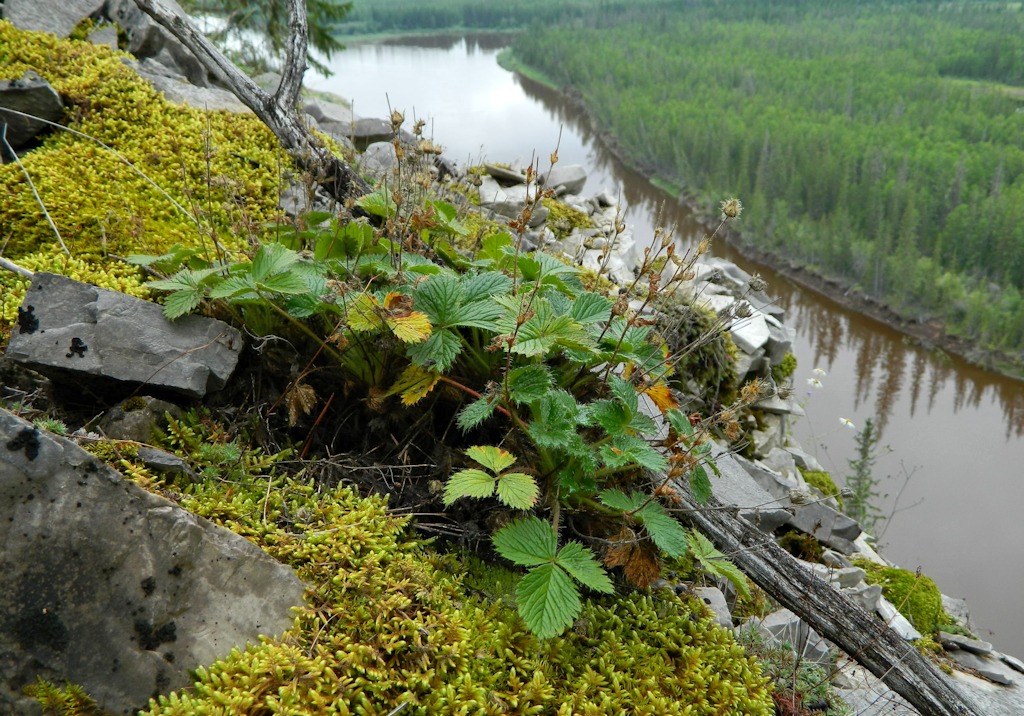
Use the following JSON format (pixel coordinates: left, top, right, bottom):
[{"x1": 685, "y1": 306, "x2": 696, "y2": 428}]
[
  {"x1": 777, "y1": 530, "x2": 824, "y2": 563},
  {"x1": 0, "y1": 21, "x2": 291, "y2": 338},
  {"x1": 770, "y1": 351, "x2": 798, "y2": 384},
  {"x1": 801, "y1": 469, "x2": 843, "y2": 510},
  {"x1": 659, "y1": 298, "x2": 739, "y2": 407},
  {"x1": 855, "y1": 561, "x2": 950, "y2": 635},
  {"x1": 541, "y1": 196, "x2": 594, "y2": 239}
]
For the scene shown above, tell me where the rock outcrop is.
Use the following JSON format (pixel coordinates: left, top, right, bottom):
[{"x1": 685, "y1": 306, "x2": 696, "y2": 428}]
[{"x1": 0, "y1": 409, "x2": 305, "y2": 716}]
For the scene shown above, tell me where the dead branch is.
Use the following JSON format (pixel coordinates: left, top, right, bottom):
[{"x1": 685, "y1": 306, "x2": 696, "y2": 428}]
[
  {"x1": 132, "y1": 0, "x2": 369, "y2": 204},
  {"x1": 670, "y1": 482, "x2": 978, "y2": 716}
]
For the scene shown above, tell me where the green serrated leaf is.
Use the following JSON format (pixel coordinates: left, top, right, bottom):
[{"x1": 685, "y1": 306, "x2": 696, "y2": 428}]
[
  {"x1": 555, "y1": 542, "x2": 614, "y2": 593},
  {"x1": 251, "y1": 243, "x2": 299, "y2": 281},
  {"x1": 507, "y1": 365, "x2": 553, "y2": 405},
  {"x1": 161, "y1": 289, "x2": 203, "y2": 319},
  {"x1": 690, "y1": 465, "x2": 712, "y2": 504},
  {"x1": 608, "y1": 375, "x2": 639, "y2": 414},
  {"x1": 457, "y1": 394, "x2": 498, "y2": 431},
  {"x1": 688, "y1": 529, "x2": 749, "y2": 598},
  {"x1": 516, "y1": 563, "x2": 581, "y2": 639},
  {"x1": 570, "y1": 291, "x2": 613, "y2": 325},
  {"x1": 590, "y1": 399, "x2": 631, "y2": 435},
  {"x1": 637, "y1": 504, "x2": 690, "y2": 558},
  {"x1": 414, "y1": 274, "x2": 462, "y2": 325},
  {"x1": 355, "y1": 190, "x2": 397, "y2": 218},
  {"x1": 460, "y1": 270, "x2": 513, "y2": 305},
  {"x1": 598, "y1": 488, "x2": 637, "y2": 513},
  {"x1": 495, "y1": 472, "x2": 538, "y2": 510},
  {"x1": 493, "y1": 516, "x2": 557, "y2": 567},
  {"x1": 208, "y1": 274, "x2": 257, "y2": 300},
  {"x1": 256, "y1": 271, "x2": 310, "y2": 295},
  {"x1": 451, "y1": 299, "x2": 503, "y2": 330},
  {"x1": 442, "y1": 468, "x2": 495, "y2": 506},
  {"x1": 466, "y1": 445, "x2": 517, "y2": 474},
  {"x1": 407, "y1": 328, "x2": 462, "y2": 372}
]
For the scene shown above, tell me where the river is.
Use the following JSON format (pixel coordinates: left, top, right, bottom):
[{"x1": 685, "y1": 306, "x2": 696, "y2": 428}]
[{"x1": 310, "y1": 34, "x2": 1024, "y2": 656}]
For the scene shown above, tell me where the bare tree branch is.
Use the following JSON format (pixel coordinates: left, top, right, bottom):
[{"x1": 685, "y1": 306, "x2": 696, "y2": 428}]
[
  {"x1": 669, "y1": 482, "x2": 979, "y2": 716},
  {"x1": 132, "y1": 0, "x2": 369, "y2": 204}
]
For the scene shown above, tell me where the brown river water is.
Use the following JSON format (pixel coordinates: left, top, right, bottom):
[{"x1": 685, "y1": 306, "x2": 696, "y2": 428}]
[{"x1": 310, "y1": 34, "x2": 1024, "y2": 656}]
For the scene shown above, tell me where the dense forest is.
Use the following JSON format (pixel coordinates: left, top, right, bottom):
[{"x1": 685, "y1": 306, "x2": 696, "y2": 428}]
[
  {"x1": 506, "y1": 1, "x2": 1024, "y2": 365},
  {"x1": 331, "y1": 0, "x2": 677, "y2": 36}
]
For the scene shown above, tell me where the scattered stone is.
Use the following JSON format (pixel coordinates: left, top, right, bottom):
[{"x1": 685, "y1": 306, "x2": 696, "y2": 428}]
[
  {"x1": 136, "y1": 445, "x2": 198, "y2": 482},
  {"x1": 729, "y1": 311, "x2": 770, "y2": 354},
  {"x1": 359, "y1": 141, "x2": 399, "y2": 180},
  {"x1": 349, "y1": 117, "x2": 413, "y2": 149},
  {"x1": 843, "y1": 583, "x2": 883, "y2": 612},
  {"x1": 764, "y1": 314, "x2": 794, "y2": 364},
  {"x1": 821, "y1": 549, "x2": 853, "y2": 569},
  {"x1": 0, "y1": 409, "x2": 305, "y2": 716},
  {"x1": 0, "y1": 70, "x2": 64, "y2": 149},
  {"x1": 709, "y1": 447, "x2": 792, "y2": 532},
  {"x1": 695, "y1": 587, "x2": 732, "y2": 630},
  {"x1": 3, "y1": 0, "x2": 105, "y2": 38},
  {"x1": 787, "y1": 501, "x2": 862, "y2": 554},
  {"x1": 877, "y1": 597, "x2": 922, "y2": 641},
  {"x1": 752, "y1": 608, "x2": 831, "y2": 664},
  {"x1": 304, "y1": 97, "x2": 355, "y2": 127},
  {"x1": 948, "y1": 650, "x2": 1017, "y2": 685},
  {"x1": 939, "y1": 632, "x2": 994, "y2": 655},
  {"x1": 86, "y1": 23, "x2": 119, "y2": 50},
  {"x1": 138, "y1": 69, "x2": 251, "y2": 113},
  {"x1": 106, "y1": 0, "x2": 212, "y2": 87},
  {"x1": 942, "y1": 593, "x2": 977, "y2": 634},
  {"x1": 540, "y1": 164, "x2": 587, "y2": 195},
  {"x1": 95, "y1": 396, "x2": 184, "y2": 443},
  {"x1": 484, "y1": 163, "x2": 527, "y2": 184},
  {"x1": 5, "y1": 273, "x2": 242, "y2": 399},
  {"x1": 1000, "y1": 653, "x2": 1024, "y2": 675},
  {"x1": 784, "y1": 446, "x2": 826, "y2": 473}
]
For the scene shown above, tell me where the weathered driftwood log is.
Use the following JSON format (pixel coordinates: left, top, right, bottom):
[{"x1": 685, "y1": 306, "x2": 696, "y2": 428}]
[
  {"x1": 669, "y1": 483, "x2": 978, "y2": 716},
  {"x1": 132, "y1": 0, "x2": 370, "y2": 204}
]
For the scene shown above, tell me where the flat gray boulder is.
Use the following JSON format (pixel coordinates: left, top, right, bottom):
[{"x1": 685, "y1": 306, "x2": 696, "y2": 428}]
[
  {"x1": 3, "y1": 0, "x2": 105, "y2": 38},
  {"x1": 0, "y1": 70, "x2": 64, "y2": 148},
  {"x1": 0, "y1": 409, "x2": 305, "y2": 716},
  {"x1": 540, "y1": 164, "x2": 587, "y2": 195},
  {"x1": 5, "y1": 273, "x2": 241, "y2": 399}
]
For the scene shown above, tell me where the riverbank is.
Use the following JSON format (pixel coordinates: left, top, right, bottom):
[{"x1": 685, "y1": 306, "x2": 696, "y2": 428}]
[{"x1": 497, "y1": 48, "x2": 1024, "y2": 385}]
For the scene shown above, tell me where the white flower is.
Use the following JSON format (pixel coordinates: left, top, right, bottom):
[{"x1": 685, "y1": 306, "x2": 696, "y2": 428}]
[
  {"x1": 806, "y1": 377, "x2": 823, "y2": 389},
  {"x1": 839, "y1": 417, "x2": 856, "y2": 429},
  {"x1": 812, "y1": 367, "x2": 827, "y2": 377}
]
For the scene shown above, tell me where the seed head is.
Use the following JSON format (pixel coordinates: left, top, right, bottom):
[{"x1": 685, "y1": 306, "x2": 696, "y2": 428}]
[{"x1": 720, "y1": 198, "x2": 742, "y2": 219}]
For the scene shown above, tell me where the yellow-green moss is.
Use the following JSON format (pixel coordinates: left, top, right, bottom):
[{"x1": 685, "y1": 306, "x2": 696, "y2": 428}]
[
  {"x1": 855, "y1": 561, "x2": 951, "y2": 635},
  {"x1": 542, "y1": 196, "x2": 595, "y2": 239},
  {"x1": 770, "y1": 351, "x2": 798, "y2": 383},
  {"x1": 0, "y1": 20, "x2": 290, "y2": 335},
  {"x1": 801, "y1": 468, "x2": 843, "y2": 510}
]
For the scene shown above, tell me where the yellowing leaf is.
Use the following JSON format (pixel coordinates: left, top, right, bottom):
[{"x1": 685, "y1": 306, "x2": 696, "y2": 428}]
[
  {"x1": 346, "y1": 292, "x2": 385, "y2": 333},
  {"x1": 644, "y1": 382, "x2": 679, "y2": 414},
  {"x1": 466, "y1": 445, "x2": 518, "y2": 474},
  {"x1": 387, "y1": 310, "x2": 432, "y2": 343},
  {"x1": 388, "y1": 364, "x2": 441, "y2": 406}
]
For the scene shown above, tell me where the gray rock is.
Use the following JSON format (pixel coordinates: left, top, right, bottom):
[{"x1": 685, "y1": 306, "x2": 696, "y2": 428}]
[
  {"x1": 349, "y1": 117, "x2": 413, "y2": 149},
  {"x1": 843, "y1": 582, "x2": 883, "y2": 612},
  {"x1": 360, "y1": 141, "x2": 399, "y2": 180},
  {"x1": 0, "y1": 70, "x2": 64, "y2": 148},
  {"x1": 764, "y1": 314, "x2": 794, "y2": 364},
  {"x1": 87, "y1": 24, "x2": 119, "y2": 49},
  {"x1": 703, "y1": 257, "x2": 752, "y2": 289},
  {"x1": 731, "y1": 345, "x2": 761, "y2": 378},
  {"x1": 304, "y1": 98, "x2": 355, "y2": 127},
  {"x1": 784, "y1": 446, "x2": 826, "y2": 473},
  {"x1": 753, "y1": 608, "x2": 831, "y2": 664},
  {"x1": 709, "y1": 448, "x2": 791, "y2": 532},
  {"x1": 540, "y1": 164, "x2": 587, "y2": 195},
  {"x1": 939, "y1": 632, "x2": 993, "y2": 655},
  {"x1": 6, "y1": 273, "x2": 242, "y2": 399},
  {"x1": 106, "y1": 0, "x2": 212, "y2": 87},
  {"x1": 484, "y1": 163, "x2": 527, "y2": 185},
  {"x1": 787, "y1": 501, "x2": 862, "y2": 554},
  {"x1": 3, "y1": 0, "x2": 105, "y2": 38},
  {"x1": 695, "y1": 587, "x2": 732, "y2": 630},
  {"x1": 735, "y1": 453, "x2": 798, "y2": 501},
  {"x1": 729, "y1": 311, "x2": 770, "y2": 354},
  {"x1": 821, "y1": 549, "x2": 853, "y2": 568},
  {"x1": 1000, "y1": 653, "x2": 1024, "y2": 674},
  {"x1": 136, "y1": 446, "x2": 198, "y2": 482},
  {"x1": 942, "y1": 593, "x2": 977, "y2": 634},
  {"x1": 0, "y1": 409, "x2": 305, "y2": 716},
  {"x1": 96, "y1": 396, "x2": 184, "y2": 443},
  {"x1": 949, "y1": 650, "x2": 1017, "y2": 685},
  {"x1": 801, "y1": 562, "x2": 866, "y2": 590},
  {"x1": 136, "y1": 68, "x2": 250, "y2": 113},
  {"x1": 877, "y1": 597, "x2": 923, "y2": 641}
]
